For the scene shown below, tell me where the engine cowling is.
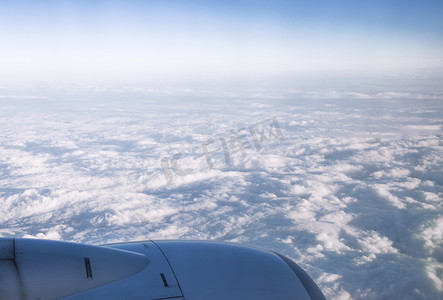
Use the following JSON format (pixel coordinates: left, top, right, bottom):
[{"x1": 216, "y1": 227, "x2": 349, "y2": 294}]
[{"x1": 0, "y1": 238, "x2": 325, "y2": 300}]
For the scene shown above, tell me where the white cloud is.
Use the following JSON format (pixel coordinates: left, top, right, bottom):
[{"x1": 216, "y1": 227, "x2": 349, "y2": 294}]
[{"x1": 0, "y1": 82, "x2": 442, "y2": 299}]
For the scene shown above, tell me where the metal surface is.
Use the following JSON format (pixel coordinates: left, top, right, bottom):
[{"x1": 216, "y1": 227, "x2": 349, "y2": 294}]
[
  {"x1": 0, "y1": 238, "x2": 325, "y2": 300},
  {"x1": 155, "y1": 240, "x2": 312, "y2": 300}
]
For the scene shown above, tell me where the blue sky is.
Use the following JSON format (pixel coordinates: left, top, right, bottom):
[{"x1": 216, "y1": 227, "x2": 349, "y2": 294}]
[
  {"x1": 1, "y1": 3, "x2": 443, "y2": 298},
  {"x1": 0, "y1": 0, "x2": 442, "y2": 83}
]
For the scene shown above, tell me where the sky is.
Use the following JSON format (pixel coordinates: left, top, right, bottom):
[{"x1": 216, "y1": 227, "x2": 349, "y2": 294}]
[
  {"x1": 0, "y1": 0, "x2": 442, "y2": 84},
  {"x1": 1, "y1": 1, "x2": 443, "y2": 299}
]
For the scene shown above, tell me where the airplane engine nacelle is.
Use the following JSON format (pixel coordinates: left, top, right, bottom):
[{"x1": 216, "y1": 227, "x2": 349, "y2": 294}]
[{"x1": 0, "y1": 238, "x2": 325, "y2": 300}]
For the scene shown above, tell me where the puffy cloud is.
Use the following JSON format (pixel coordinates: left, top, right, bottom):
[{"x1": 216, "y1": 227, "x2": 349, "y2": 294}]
[{"x1": 0, "y1": 82, "x2": 442, "y2": 299}]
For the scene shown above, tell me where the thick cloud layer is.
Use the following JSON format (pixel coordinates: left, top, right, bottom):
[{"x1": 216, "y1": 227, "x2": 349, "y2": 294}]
[{"x1": 1, "y1": 83, "x2": 442, "y2": 299}]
